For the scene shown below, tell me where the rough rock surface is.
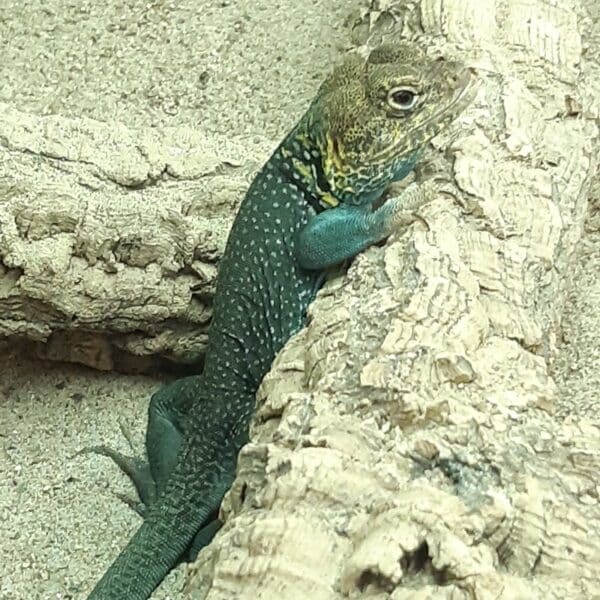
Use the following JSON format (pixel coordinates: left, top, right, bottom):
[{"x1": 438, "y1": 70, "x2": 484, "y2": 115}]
[
  {"x1": 0, "y1": 0, "x2": 363, "y2": 598},
  {"x1": 0, "y1": 104, "x2": 271, "y2": 369}
]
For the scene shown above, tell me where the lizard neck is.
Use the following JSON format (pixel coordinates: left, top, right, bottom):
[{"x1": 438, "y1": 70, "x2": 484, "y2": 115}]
[{"x1": 268, "y1": 120, "x2": 421, "y2": 211}]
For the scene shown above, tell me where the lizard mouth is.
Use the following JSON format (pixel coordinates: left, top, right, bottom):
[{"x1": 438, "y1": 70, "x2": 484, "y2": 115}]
[{"x1": 434, "y1": 67, "x2": 479, "y2": 122}]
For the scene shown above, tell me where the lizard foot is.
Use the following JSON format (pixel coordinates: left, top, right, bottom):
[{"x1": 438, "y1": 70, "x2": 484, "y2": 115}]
[
  {"x1": 74, "y1": 420, "x2": 157, "y2": 514},
  {"x1": 75, "y1": 427, "x2": 222, "y2": 562},
  {"x1": 378, "y1": 178, "x2": 452, "y2": 233}
]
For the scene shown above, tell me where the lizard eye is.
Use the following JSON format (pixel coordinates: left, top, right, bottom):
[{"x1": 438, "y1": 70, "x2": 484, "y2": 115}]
[{"x1": 387, "y1": 87, "x2": 419, "y2": 111}]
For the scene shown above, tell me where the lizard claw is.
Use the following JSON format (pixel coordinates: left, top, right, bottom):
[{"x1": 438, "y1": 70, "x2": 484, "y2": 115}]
[
  {"x1": 113, "y1": 492, "x2": 147, "y2": 518},
  {"x1": 377, "y1": 179, "x2": 436, "y2": 232},
  {"x1": 73, "y1": 429, "x2": 158, "y2": 510},
  {"x1": 118, "y1": 419, "x2": 139, "y2": 454}
]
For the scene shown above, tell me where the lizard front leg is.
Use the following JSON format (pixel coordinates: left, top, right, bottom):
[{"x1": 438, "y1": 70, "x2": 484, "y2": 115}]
[{"x1": 296, "y1": 180, "x2": 437, "y2": 270}]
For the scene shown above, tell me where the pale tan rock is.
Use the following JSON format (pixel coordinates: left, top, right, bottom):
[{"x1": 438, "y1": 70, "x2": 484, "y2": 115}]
[{"x1": 0, "y1": 103, "x2": 273, "y2": 369}]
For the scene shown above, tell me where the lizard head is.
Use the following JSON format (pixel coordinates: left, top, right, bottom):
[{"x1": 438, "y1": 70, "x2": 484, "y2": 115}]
[{"x1": 297, "y1": 43, "x2": 478, "y2": 207}]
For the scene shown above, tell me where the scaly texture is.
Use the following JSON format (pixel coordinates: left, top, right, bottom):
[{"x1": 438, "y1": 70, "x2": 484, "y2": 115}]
[{"x1": 87, "y1": 43, "x2": 477, "y2": 599}]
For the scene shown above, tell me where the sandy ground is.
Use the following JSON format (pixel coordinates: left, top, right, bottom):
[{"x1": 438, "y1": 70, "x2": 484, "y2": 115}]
[
  {"x1": 0, "y1": 1, "x2": 598, "y2": 599},
  {"x1": 0, "y1": 0, "x2": 361, "y2": 598},
  {"x1": 0, "y1": 351, "x2": 163, "y2": 599}
]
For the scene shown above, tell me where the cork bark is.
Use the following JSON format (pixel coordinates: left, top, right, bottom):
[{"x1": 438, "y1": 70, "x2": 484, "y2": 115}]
[
  {"x1": 0, "y1": 106, "x2": 272, "y2": 370},
  {"x1": 186, "y1": 1, "x2": 600, "y2": 599}
]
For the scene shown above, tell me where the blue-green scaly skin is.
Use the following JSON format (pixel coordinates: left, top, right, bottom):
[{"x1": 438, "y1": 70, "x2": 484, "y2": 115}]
[{"x1": 87, "y1": 44, "x2": 476, "y2": 598}]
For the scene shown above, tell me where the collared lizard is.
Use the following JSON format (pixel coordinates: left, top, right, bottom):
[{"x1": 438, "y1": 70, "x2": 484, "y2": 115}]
[{"x1": 86, "y1": 43, "x2": 478, "y2": 599}]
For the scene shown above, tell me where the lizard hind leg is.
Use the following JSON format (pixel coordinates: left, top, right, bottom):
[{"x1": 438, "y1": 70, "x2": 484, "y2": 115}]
[
  {"x1": 144, "y1": 376, "x2": 198, "y2": 496},
  {"x1": 77, "y1": 376, "x2": 200, "y2": 516},
  {"x1": 148, "y1": 376, "x2": 227, "y2": 557},
  {"x1": 76, "y1": 433, "x2": 157, "y2": 516}
]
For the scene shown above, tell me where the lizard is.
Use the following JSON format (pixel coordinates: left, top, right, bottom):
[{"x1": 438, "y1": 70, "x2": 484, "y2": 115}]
[{"x1": 85, "y1": 42, "x2": 478, "y2": 599}]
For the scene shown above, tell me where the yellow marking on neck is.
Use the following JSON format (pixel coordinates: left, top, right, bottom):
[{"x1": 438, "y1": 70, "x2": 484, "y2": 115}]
[
  {"x1": 324, "y1": 134, "x2": 344, "y2": 172},
  {"x1": 307, "y1": 160, "x2": 340, "y2": 208},
  {"x1": 290, "y1": 155, "x2": 340, "y2": 209},
  {"x1": 292, "y1": 158, "x2": 312, "y2": 181},
  {"x1": 320, "y1": 192, "x2": 340, "y2": 208},
  {"x1": 295, "y1": 133, "x2": 310, "y2": 145}
]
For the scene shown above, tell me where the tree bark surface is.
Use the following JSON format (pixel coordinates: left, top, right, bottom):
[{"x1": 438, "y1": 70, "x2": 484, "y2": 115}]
[{"x1": 0, "y1": 106, "x2": 272, "y2": 369}]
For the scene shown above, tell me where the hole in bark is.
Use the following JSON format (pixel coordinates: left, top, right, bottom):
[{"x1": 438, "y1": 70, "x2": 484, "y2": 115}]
[
  {"x1": 356, "y1": 569, "x2": 395, "y2": 593},
  {"x1": 401, "y1": 541, "x2": 430, "y2": 574},
  {"x1": 356, "y1": 542, "x2": 449, "y2": 593},
  {"x1": 239, "y1": 481, "x2": 247, "y2": 503},
  {"x1": 400, "y1": 541, "x2": 449, "y2": 585}
]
